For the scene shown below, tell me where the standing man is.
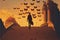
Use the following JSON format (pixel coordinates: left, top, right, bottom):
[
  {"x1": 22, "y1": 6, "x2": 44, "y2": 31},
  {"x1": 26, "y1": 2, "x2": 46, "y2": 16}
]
[{"x1": 27, "y1": 12, "x2": 33, "y2": 30}]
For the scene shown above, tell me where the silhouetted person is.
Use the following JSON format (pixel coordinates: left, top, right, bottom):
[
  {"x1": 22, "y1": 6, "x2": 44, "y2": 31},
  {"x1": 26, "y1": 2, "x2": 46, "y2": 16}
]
[
  {"x1": 27, "y1": 12, "x2": 33, "y2": 30},
  {"x1": 47, "y1": 0, "x2": 60, "y2": 37},
  {"x1": 0, "y1": 19, "x2": 6, "y2": 39}
]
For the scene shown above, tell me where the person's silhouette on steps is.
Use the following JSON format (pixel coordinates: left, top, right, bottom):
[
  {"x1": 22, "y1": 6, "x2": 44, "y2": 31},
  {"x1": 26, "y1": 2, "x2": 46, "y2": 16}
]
[{"x1": 27, "y1": 12, "x2": 33, "y2": 30}]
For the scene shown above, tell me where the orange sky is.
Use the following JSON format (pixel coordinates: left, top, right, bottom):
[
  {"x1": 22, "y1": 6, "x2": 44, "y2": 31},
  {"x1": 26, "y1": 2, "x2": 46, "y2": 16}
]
[{"x1": 0, "y1": 0, "x2": 60, "y2": 28}]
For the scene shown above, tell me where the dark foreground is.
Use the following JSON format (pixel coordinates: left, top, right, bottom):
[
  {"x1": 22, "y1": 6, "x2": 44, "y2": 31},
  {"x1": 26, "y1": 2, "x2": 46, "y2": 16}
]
[{"x1": 0, "y1": 26, "x2": 60, "y2": 40}]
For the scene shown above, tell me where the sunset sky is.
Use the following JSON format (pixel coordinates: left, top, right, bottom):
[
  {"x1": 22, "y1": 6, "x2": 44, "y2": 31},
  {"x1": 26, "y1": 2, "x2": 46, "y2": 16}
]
[{"x1": 0, "y1": 0, "x2": 60, "y2": 28}]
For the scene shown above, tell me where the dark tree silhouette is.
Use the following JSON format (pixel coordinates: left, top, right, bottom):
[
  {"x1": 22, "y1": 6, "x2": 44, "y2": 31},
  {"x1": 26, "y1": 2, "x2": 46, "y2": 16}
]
[
  {"x1": 43, "y1": 1, "x2": 48, "y2": 24},
  {"x1": 0, "y1": 19, "x2": 6, "y2": 38},
  {"x1": 47, "y1": 0, "x2": 60, "y2": 37}
]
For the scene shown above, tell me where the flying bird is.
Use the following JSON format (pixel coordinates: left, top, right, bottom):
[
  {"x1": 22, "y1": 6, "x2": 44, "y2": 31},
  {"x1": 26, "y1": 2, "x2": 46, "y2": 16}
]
[
  {"x1": 37, "y1": 12, "x2": 40, "y2": 14},
  {"x1": 36, "y1": 9, "x2": 40, "y2": 11},
  {"x1": 34, "y1": 6, "x2": 37, "y2": 8},
  {"x1": 24, "y1": 2, "x2": 28, "y2": 5},
  {"x1": 30, "y1": 2, "x2": 34, "y2": 5},
  {"x1": 24, "y1": 8, "x2": 28, "y2": 11},
  {"x1": 3, "y1": 0, "x2": 6, "y2": 1},
  {"x1": 37, "y1": 0, "x2": 40, "y2": 3},
  {"x1": 31, "y1": 9, "x2": 34, "y2": 11},
  {"x1": 32, "y1": 0, "x2": 35, "y2": 1}
]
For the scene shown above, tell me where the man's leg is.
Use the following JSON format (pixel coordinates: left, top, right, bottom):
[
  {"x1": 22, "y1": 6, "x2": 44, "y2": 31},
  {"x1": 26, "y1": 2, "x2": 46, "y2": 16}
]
[
  {"x1": 28, "y1": 23, "x2": 31, "y2": 30},
  {"x1": 29, "y1": 24, "x2": 31, "y2": 29}
]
